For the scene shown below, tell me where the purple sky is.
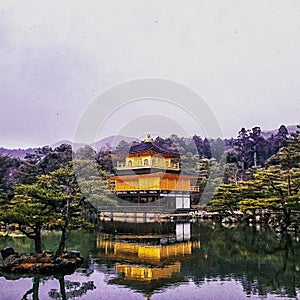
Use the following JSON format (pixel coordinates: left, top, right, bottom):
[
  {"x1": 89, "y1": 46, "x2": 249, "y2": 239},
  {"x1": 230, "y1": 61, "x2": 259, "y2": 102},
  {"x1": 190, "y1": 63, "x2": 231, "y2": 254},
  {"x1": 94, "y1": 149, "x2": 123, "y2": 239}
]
[{"x1": 1, "y1": 1, "x2": 300, "y2": 148}]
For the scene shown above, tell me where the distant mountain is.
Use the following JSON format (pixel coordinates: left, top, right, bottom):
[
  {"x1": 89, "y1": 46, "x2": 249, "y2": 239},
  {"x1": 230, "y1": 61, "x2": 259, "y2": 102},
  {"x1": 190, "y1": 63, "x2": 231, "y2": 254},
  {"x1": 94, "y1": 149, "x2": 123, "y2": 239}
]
[
  {"x1": 50, "y1": 140, "x2": 87, "y2": 151},
  {"x1": 92, "y1": 135, "x2": 139, "y2": 150},
  {"x1": 1, "y1": 126, "x2": 298, "y2": 159},
  {"x1": 52, "y1": 135, "x2": 137, "y2": 151},
  {"x1": 262, "y1": 125, "x2": 298, "y2": 138},
  {"x1": 0, "y1": 135, "x2": 138, "y2": 159},
  {"x1": 0, "y1": 147, "x2": 36, "y2": 159}
]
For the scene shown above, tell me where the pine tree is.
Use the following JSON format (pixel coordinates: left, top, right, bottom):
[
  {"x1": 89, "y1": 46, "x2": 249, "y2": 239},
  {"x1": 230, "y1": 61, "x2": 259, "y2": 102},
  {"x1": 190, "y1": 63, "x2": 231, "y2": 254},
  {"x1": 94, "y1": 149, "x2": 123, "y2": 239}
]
[
  {"x1": 239, "y1": 128, "x2": 300, "y2": 225},
  {"x1": 210, "y1": 183, "x2": 243, "y2": 215},
  {"x1": 0, "y1": 161, "x2": 116, "y2": 254}
]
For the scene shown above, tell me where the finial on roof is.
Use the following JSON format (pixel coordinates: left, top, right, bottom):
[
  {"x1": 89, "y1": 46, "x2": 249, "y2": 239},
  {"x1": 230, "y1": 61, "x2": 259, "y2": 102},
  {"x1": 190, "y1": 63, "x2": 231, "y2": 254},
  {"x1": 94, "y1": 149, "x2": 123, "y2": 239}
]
[{"x1": 144, "y1": 134, "x2": 153, "y2": 143}]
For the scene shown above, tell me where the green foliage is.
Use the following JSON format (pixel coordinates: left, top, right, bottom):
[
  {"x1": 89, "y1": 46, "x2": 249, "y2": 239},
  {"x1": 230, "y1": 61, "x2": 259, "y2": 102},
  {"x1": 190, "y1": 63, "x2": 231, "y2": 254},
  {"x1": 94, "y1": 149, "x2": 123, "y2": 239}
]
[
  {"x1": 0, "y1": 159, "x2": 116, "y2": 253},
  {"x1": 17, "y1": 144, "x2": 72, "y2": 185},
  {"x1": 0, "y1": 154, "x2": 19, "y2": 200},
  {"x1": 0, "y1": 165, "x2": 78, "y2": 252},
  {"x1": 180, "y1": 152, "x2": 200, "y2": 174},
  {"x1": 210, "y1": 183, "x2": 243, "y2": 214},
  {"x1": 72, "y1": 158, "x2": 117, "y2": 208},
  {"x1": 210, "y1": 128, "x2": 300, "y2": 224},
  {"x1": 196, "y1": 158, "x2": 225, "y2": 205}
]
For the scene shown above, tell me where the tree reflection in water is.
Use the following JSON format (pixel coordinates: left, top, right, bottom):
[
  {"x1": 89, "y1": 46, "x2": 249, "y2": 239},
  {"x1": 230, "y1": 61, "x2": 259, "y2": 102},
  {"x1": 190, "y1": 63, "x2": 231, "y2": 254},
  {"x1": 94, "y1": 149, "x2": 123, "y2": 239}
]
[
  {"x1": 182, "y1": 223, "x2": 300, "y2": 298},
  {"x1": 21, "y1": 276, "x2": 40, "y2": 300},
  {"x1": 20, "y1": 275, "x2": 95, "y2": 300},
  {"x1": 97, "y1": 221, "x2": 300, "y2": 299},
  {"x1": 49, "y1": 276, "x2": 95, "y2": 300}
]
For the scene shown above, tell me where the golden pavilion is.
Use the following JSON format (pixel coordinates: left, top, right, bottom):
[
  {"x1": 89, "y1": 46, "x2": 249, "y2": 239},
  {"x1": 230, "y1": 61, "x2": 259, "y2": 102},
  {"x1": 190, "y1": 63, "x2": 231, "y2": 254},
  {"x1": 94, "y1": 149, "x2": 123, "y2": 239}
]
[{"x1": 110, "y1": 135, "x2": 199, "y2": 211}]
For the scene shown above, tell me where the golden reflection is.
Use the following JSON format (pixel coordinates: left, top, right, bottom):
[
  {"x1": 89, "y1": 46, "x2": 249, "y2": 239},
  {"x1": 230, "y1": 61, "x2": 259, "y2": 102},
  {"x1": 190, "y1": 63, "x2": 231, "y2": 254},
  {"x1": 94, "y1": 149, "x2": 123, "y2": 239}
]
[
  {"x1": 94, "y1": 233, "x2": 200, "y2": 282},
  {"x1": 115, "y1": 262, "x2": 181, "y2": 281}
]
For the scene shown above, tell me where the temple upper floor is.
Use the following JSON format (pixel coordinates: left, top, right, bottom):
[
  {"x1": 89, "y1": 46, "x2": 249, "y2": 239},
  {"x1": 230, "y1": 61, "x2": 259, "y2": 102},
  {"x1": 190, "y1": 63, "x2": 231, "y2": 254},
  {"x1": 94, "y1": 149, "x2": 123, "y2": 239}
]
[
  {"x1": 115, "y1": 135, "x2": 181, "y2": 173},
  {"x1": 116, "y1": 154, "x2": 180, "y2": 171}
]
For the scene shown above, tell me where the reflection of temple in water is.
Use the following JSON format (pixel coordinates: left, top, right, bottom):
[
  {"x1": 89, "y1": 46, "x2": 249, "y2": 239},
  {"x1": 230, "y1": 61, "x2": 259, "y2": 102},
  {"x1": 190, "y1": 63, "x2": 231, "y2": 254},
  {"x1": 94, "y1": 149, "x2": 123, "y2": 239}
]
[{"x1": 92, "y1": 223, "x2": 200, "y2": 291}]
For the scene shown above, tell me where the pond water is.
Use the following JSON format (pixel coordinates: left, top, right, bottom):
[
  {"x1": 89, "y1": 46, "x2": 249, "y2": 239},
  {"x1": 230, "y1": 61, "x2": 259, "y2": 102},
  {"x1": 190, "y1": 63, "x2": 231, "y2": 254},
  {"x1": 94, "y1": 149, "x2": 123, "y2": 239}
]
[{"x1": 1, "y1": 221, "x2": 300, "y2": 300}]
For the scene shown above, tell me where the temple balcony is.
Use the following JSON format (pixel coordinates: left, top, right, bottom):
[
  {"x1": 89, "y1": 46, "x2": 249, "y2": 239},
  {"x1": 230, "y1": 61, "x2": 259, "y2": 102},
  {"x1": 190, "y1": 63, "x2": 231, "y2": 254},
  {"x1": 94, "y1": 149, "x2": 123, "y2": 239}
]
[
  {"x1": 110, "y1": 182, "x2": 199, "y2": 192},
  {"x1": 111, "y1": 186, "x2": 197, "y2": 192},
  {"x1": 116, "y1": 161, "x2": 180, "y2": 171}
]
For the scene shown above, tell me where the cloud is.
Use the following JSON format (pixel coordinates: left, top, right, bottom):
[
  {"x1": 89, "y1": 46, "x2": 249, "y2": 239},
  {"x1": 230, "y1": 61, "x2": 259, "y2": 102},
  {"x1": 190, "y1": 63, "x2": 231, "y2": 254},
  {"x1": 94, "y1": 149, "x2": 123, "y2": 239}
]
[{"x1": 0, "y1": 1, "x2": 300, "y2": 148}]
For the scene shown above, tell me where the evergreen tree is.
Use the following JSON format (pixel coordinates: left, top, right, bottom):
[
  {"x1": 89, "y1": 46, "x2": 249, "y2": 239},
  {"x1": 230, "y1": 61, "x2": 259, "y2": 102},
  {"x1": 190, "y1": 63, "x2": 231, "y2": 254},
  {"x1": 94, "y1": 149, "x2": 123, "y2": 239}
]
[
  {"x1": 193, "y1": 135, "x2": 204, "y2": 158},
  {"x1": 234, "y1": 127, "x2": 251, "y2": 179},
  {"x1": 203, "y1": 138, "x2": 212, "y2": 159},
  {"x1": 17, "y1": 144, "x2": 72, "y2": 185},
  {"x1": 210, "y1": 138, "x2": 226, "y2": 162},
  {"x1": 239, "y1": 129, "x2": 300, "y2": 225},
  {"x1": 210, "y1": 183, "x2": 242, "y2": 215},
  {"x1": 269, "y1": 125, "x2": 289, "y2": 155},
  {"x1": 0, "y1": 161, "x2": 115, "y2": 254},
  {"x1": 249, "y1": 126, "x2": 268, "y2": 167},
  {"x1": 0, "y1": 154, "x2": 20, "y2": 200}
]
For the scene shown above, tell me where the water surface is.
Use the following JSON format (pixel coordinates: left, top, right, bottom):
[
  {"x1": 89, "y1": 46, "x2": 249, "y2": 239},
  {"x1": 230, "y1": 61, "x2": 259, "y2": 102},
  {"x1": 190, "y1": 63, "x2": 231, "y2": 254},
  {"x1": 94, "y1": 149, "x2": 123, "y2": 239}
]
[{"x1": 1, "y1": 222, "x2": 300, "y2": 300}]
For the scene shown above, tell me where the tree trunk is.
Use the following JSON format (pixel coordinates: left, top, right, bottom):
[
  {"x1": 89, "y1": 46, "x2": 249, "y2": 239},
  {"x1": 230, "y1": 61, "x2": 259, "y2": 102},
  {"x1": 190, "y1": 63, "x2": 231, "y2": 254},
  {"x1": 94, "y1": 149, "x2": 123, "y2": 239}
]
[
  {"x1": 253, "y1": 149, "x2": 257, "y2": 167},
  {"x1": 34, "y1": 226, "x2": 42, "y2": 253},
  {"x1": 56, "y1": 198, "x2": 71, "y2": 257},
  {"x1": 283, "y1": 207, "x2": 291, "y2": 226},
  {"x1": 58, "y1": 275, "x2": 67, "y2": 300},
  {"x1": 21, "y1": 277, "x2": 40, "y2": 300},
  {"x1": 32, "y1": 276, "x2": 40, "y2": 300},
  {"x1": 287, "y1": 170, "x2": 292, "y2": 196},
  {"x1": 56, "y1": 224, "x2": 69, "y2": 256}
]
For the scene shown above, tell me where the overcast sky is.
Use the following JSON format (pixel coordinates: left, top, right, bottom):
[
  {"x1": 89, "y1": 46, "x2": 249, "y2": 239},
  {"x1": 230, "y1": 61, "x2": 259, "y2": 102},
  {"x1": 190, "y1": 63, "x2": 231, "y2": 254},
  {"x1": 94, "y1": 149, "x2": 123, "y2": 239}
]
[{"x1": 1, "y1": 1, "x2": 299, "y2": 148}]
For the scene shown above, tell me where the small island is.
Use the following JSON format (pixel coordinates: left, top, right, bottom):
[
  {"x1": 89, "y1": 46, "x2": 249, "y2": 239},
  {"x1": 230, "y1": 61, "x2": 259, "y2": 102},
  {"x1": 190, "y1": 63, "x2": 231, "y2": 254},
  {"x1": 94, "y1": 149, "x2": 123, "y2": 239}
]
[{"x1": 0, "y1": 248, "x2": 82, "y2": 275}]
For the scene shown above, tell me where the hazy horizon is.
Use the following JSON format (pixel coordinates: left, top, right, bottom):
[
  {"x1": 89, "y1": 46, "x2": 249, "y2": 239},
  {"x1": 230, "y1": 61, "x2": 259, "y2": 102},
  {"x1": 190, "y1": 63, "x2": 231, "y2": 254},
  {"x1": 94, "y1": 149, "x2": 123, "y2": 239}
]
[{"x1": 0, "y1": 123, "x2": 297, "y2": 150}]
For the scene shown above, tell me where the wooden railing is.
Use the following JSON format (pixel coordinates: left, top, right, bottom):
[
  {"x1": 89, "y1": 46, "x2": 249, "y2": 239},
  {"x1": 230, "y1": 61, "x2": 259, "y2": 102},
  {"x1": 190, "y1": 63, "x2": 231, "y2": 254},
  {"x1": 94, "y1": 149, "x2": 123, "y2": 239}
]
[
  {"x1": 111, "y1": 184, "x2": 200, "y2": 192},
  {"x1": 116, "y1": 162, "x2": 180, "y2": 171}
]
